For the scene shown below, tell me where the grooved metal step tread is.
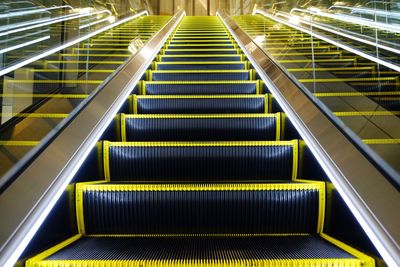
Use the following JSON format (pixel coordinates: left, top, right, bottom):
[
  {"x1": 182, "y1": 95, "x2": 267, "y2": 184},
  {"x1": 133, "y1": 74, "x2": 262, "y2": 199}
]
[
  {"x1": 119, "y1": 113, "x2": 281, "y2": 141},
  {"x1": 26, "y1": 234, "x2": 374, "y2": 267},
  {"x1": 102, "y1": 140, "x2": 298, "y2": 181}
]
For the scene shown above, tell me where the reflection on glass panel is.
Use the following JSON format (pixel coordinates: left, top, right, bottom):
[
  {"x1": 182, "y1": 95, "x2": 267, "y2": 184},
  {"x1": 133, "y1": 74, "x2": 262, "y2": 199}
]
[
  {"x1": 0, "y1": 0, "x2": 171, "y2": 179},
  {"x1": 234, "y1": 6, "x2": 400, "y2": 177}
]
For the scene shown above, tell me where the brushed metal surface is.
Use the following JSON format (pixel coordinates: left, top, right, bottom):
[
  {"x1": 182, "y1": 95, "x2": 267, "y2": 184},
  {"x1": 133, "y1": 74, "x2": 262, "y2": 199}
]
[
  {"x1": 217, "y1": 9, "x2": 400, "y2": 266},
  {"x1": 0, "y1": 10, "x2": 185, "y2": 266}
]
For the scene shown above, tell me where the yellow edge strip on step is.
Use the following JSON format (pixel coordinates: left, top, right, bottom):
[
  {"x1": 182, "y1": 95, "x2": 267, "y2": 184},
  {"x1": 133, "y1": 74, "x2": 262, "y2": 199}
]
[
  {"x1": 102, "y1": 140, "x2": 298, "y2": 181},
  {"x1": 88, "y1": 233, "x2": 310, "y2": 237},
  {"x1": 334, "y1": 111, "x2": 400, "y2": 116},
  {"x1": 61, "y1": 54, "x2": 130, "y2": 57},
  {"x1": 321, "y1": 233, "x2": 375, "y2": 267},
  {"x1": 32, "y1": 69, "x2": 115, "y2": 73},
  {"x1": 314, "y1": 91, "x2": 400, "y2": 97},
  {"x1": 155, "y1": 61, "x2": 246, "y2": 65},
  {"x1": 144, "y1": 80, "x2": 257, "y2": 84},
  {"x1": 0, "y1": 113, "x2": 68, "y2": 118},
  {"x1": 276, "y1": 113, "x2": 281, "y2": 141},
  {"x1": 160, "y1": 54, "x2": 241, "y2": 58},
  {"x1": 4, "y1": 80, "x2": 103, "y2": 84},
  {"x1": 25, "y1": 234, "x2": 82, "y2": 266},
  {"x1": 363, "y1": 139, "x2": 400, "y2": 144},
  {"x1": 78, "y1": 181, "x2": 322, "y2": 192},
  {"x1": 299, "y1": 77, "x2": 398, "y2": 83},
  {"x1": 75, "y1": 181, "x2": 105, "y2": 234},
  {"x1": 133, "y1": 94, "x2": 266, "y2": 99},
  {"x1": 0, "y1": 140, "x2": 40, "y2": 146},
  {"x1": 288, "y1": 67, "x2": 374, "y2": 72},
  {"x1": 123, "y1": 113, "x2": 278, "y2": 119},
  {"x1": 296, "y1": 179, "x2": 325, "y2": 233},
  {"x1": 45, "y1": 60, "x2": 125, "y2": 64},
  {"x1": 104, "y1": 140, "x2": 298, "y2": 147},
  {"x1": 0, "y1": 93, "x2": 88, "y2": 98},
  {"x1": 148, "y1": 70, "x2": 250, "y2": 74},
  {"x1": 26, "y1": 259, "x2": 364, "y2": 267},
  {"x1": 162, "y1": 49, "x2": 237, "y2": 52},
  {"x1": 120, "y1": 113, "x2": 127, "y2": 142}
]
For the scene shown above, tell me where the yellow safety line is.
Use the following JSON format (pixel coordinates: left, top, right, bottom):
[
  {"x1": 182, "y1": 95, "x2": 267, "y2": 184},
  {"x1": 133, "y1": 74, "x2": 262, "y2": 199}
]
[
  {"x1": 0, "y1": 93, "x2": 88, "y2": 98},
  {"x1": 295, "y1": 179, "x2": 325, "y2": 233},
  {"x1": 314, "y1": 91, "x2": 400, "y2": 97},
  {"x1": 104, "y1": 140, "x2": 298, "y2": 147},
  {"x1": 144, "y1": 80, "x2": 257, "y2": 84},
  {"x1": 31, "y1": 69, "x2": 115, "y2": 73},
  {"x1": 0, "y1": 113, "x2": 68, "y2": 118},
  {"x1": 4, "y1": 79, "x2": 103, "y2": 84},
  {"x1": 363, "y1": 139, "x2": 400, "y2": 144},
  {"x1": 334, "y1": 111, "x2": 400, "y2": 116},
  {"x1": 134, "y1": 94, "x2": 266, "y2": 99},
  {"x1": 148, "y1": 70, "x2": 250, "y2": 74},
  {"x1": 0, "y1": 141, "x2": 39, "y2": 146},
  {"x1": 79, "y1": 181, "x2": 321, "y2": 191},
  {"x1": 25, "y1": 234, "x2": 82, "y2": 266},
  {"x1": 287, "y1": 67, "x2": 374, "y2": 72},
  {"x1": 122, "y1": 114, "x2": 277, "y2": 119},
  {"x1": 88, "y1": 233, "x2": 310, "y2": 237},
  {"x1": 321, "y1": 233, "x2": 375, "y2": 267},
  {"x1": 299, "y1": 77, "x2": 398, "y2": 83},
  {"x1": 26, "y1": 259, "x2": 365, "y2": 266},
  {"x1": 45, "y1": 60, "x2": 124, "y2": 64}
]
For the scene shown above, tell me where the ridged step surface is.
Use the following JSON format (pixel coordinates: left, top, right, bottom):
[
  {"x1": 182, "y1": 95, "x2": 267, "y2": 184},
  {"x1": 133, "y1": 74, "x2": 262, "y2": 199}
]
[
  {"x1": 28, "y1": 235, "x2": 369, "y2": 267},
  {"x1": 120, "y1": 114, "x2": 280, "y2": 141},
  {"x1": 77, "y1": 183, "x2": 322, "y2": 235},
  {"x1": 103, "y1": 141, "x2": 297, "y2": 181},
  {"x1": 131, "y1": 95, "x2": 268, "y2": 114},
  {"x1": 142, "y1": 81, "x2": 259, "y2": 95}
]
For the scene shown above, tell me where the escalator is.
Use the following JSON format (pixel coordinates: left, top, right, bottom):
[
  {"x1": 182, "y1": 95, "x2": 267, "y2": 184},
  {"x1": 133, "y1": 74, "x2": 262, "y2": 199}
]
[
  {"x1": 234, "y1": 14, "x2": 400, "y2": 176},
  {"x1": 25, "y1": 16, "x2": 375, "y2": 267},
  {"x1": 0, "y1": 14, "x2": 170, "y2": 178}
]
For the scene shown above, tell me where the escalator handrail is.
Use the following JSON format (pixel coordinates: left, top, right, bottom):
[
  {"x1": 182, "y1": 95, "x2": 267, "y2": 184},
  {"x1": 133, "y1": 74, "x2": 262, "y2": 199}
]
[
  {"x1": 0, "y1": 9, "x2": 185, "y2": 267},
  {"x1": 217, "y1": 9, "x2": 400, "y2": 267}
]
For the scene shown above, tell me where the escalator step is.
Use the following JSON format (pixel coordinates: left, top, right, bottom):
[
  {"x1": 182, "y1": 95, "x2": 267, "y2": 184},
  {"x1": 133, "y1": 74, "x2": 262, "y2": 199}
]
[
  {"x1": 120, "y1": 113, "x2": 281, "y2": 141},
  {"x1": 165, "y1": 44, "x2": 236, "y2": 50},
  {"x1": 27, "y1": 235, "x2": 373, "y2": 267},
  {"x1": 143, "y1": 81, "x2": 259, "y2": 95},
  {"x1": 149, "y1": 70, "x2": 252, "y2": 81},
  {"x1": 120, "y1": 114, "x2": 280, "y2": 141},
  {"x1": 76, "y1": 182, "x2": 322, "y2": 235},
  {"x1": 155, "y1": 61, "x2": 247, "y2": 70},
  {"x1": 169, "y1": 40, "x2": 233, "y2": 44},
  {"x1": 103, "y1": 140, "x2": 298, "y2": 181},
  {"x1": 163, "y1": 49, "x2": 238, "y2": 55},
  {"x1": 131, "y1": 95, "x2": 268, "y2": 114},
  {"x1": 159, "y1": 55, "x2": 242, "y2": 62}
]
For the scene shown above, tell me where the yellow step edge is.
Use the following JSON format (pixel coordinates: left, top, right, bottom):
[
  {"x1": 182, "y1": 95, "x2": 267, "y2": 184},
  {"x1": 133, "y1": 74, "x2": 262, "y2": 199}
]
[
  {"x1": 3, "y1": 79, "x2": 103, "y2": 84},
  {"x1": 102, "y1": 139, "x2": 298, "y2": 181},
  {"x1": 334, "y1": 111, "x2": 400, "y2": 116},
  {"x1": 299, "y1": 77, "x2": 398, "y2": 83},
  {"x1": 0, "y1": 93, "x2": 88, "y2": 98},
  {"x1": 0, "y1": 140, "x2": 40, "y2": 146},
  {"x1": 363, "y1": 139, "x2": 400, "y2": 144},
  {"x1": 314, "y1": 91, "x2": 400, "y2": 97}
]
